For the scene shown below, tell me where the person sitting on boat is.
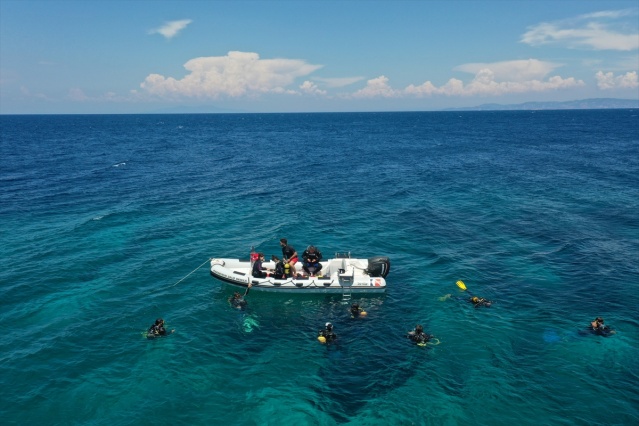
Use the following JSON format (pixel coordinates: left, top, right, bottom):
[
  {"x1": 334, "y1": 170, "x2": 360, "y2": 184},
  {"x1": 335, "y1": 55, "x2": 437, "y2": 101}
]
[
  {"x1": 318, "y1": 322, "x2": 337, "y2": 342},
  {"x1": 350, "y1": 303, "x2": 364, "y2": 318},
  {"x1": 302, "y1": 245, "x2": 323, "y2": 277},
  {"x1": 470, "y1": 296, "x2": 492, "y2": 308},
  {"x1": 251, "y1": 253, "x2": 271, "y2": 278},
  {"x1": 271, "y1": 255, "x2": 287, "y2": 279},
  {"x1": 407, "y1": 324, "x2": 432, "y2": 345},
  {"x1": 147, "y1": 318, "x2": 174, "y2": 338},
  {"x1": 590, "y1": 317, "x2": 615, "y2": 336},
  {"x1": 280, "y1": 238, "x2": 298, "y2": 277}
]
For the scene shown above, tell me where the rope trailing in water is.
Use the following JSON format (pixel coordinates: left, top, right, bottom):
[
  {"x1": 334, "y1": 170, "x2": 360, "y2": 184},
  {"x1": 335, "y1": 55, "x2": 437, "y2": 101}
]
[{"x1": 167, "y1": 258, "x2": 212, "y2": 288}]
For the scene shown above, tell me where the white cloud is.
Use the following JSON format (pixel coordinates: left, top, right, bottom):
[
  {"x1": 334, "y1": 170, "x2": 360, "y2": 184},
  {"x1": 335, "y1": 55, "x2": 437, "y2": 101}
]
[
  {"x1": 68, "y1": 88, "x2": 89, "y2": 101},
  {"x1": 20, "y1": 85, "x2": 52, "y2": 100},
  {"x1": 149, "y1": 19, "x2": 193, "y2": 39},
  {"x1": 454, "y1": 59, "x2": 560, "y2": 82},
  {"x1": 300, "y1": 81, "x2": 327, "y2": 95},
  {"x1": 521, "y1": 9, "x2": 639, "y2": 51},
  {"x1": 350, "y1": 59, "x2": 583, "y2": 99},
  {"x1": 312, "y1": 76, "x2": 364, "y2": 88},
  {"x1": 354, "y1": 68, "x2": 584, "y2": 99},
  {"x1": 140, "y1": 51, "x2": 323, "y2": 99},
  {"x1": 579, "y1": 10, "x2": 635, "y2": 20},
  {"x1": 595, "y1": 71, "x2": 639, "y2": 89},
  {"x1": 66, "y1": 88, "x2": 146, "y2": 103},
  {"x1": 457, "y1": 71, "x2": 584, "y2": 96},
  {"x1": 352, "y1": 76, "x2": 398, "y2": 98},
  {"x1": 404, "y1": 80, "x2": 440, "y2": 96}
]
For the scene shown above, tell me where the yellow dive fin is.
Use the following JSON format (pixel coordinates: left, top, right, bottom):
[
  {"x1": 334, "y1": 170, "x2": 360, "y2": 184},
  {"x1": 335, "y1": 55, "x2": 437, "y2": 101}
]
[{"x1": 456, "y1": 280, "x2": 467, "y2": 291}]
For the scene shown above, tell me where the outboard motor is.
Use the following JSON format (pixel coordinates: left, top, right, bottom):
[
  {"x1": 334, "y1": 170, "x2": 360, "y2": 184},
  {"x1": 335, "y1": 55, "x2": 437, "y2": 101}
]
[{"x1": 366, "y1": 256, "x2": 391, "y2": 278}]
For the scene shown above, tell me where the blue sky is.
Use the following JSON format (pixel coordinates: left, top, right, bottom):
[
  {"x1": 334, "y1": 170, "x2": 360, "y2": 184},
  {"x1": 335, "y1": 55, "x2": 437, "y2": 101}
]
[{"x1": 1, "y1": 0, "x2": 637, "y2": 114}]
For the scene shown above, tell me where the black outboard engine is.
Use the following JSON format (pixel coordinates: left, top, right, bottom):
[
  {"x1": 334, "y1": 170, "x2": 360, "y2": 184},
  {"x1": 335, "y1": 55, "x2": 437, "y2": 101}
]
[{"x1": 366, "y1": 256, "x2": 391, "y2": 278}]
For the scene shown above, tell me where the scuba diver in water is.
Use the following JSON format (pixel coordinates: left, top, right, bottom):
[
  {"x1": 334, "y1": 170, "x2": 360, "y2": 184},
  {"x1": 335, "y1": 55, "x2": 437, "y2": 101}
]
[
  {"x1": 439, "y1": 293, "x2": 493, "y2": 308},
  {"x1": 470, "y1": 296, "x2": 492, "y2": 308},
  {"x1": 350, "y1": 303, "x2": 367, "y2": 318},
  {"x1": 590, "y1": 317, "x2": 616, "y2": 336},
  {"x1": 229, "y1": 284, "x2": 251, "y2": 310},
  {"x1": 407, "y1": 324, "x2": 433, "y2": 345},
  {"x1": 440, "y1": 280, "x2": 492, "y2": 309},
  {"x1": 147, "y1": 318, "x2": 174, "y2": 338},
  {"x1": 318, "y1": 322, "x2": 337, "y2": 343}
]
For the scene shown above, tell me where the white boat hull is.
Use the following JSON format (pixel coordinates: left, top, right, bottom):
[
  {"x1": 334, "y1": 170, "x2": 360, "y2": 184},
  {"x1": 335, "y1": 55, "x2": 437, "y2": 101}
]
[{"x1": 210, "y1": 256, "x2": 389, "y2": 293}]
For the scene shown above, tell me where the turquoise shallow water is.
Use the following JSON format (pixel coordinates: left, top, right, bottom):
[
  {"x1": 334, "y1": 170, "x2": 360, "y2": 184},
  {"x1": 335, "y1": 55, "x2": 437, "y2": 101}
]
[{"x1": 1, "y1": 111, "x2": 638, "y2": 425}]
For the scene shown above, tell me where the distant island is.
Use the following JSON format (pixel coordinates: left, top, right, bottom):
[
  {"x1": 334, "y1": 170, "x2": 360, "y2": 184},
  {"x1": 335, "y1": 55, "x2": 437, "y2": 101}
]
[{"x1": 445, "y1": 98, "x2": 639, "y2": 111}]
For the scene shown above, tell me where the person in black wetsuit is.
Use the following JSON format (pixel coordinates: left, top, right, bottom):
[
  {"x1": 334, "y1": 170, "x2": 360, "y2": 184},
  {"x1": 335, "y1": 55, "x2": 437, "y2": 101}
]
[
  {"x1": 271, "y1": 255, "x2": 287, "y2": 279},
  {"x1": 302, "y1": 245, "x2": 323, "y2": 276},
  {"x1": 229, "y1": 284, "x2": 251, "y2": 310},
  {"x1": 590, "y1": 317, "x2": 615, "y2": 336},
  {"x1": 439, "y1": 294, "x2": 493, "y2": 308},
  {"x1": 318, "y1": 322, "x2": 337, "y2": 342},
  {"x1": 251, "y1": 253, "x2": 271, "y2": 278},
  {"x1": 470, "y1": 296, "x2": 492, "y2": 308},
  {"x1": 280, "y1": 238, "x2": 298, "y2": 277},
  {"x1": 407, "y1": 324, "x2": 433, "y2": 345},
  {"x1": 350, "y1": 303, "x2": 364, "y2": 318},
  {"x1": 147, "y1": 318, "x2": 174, "y2": 338}
]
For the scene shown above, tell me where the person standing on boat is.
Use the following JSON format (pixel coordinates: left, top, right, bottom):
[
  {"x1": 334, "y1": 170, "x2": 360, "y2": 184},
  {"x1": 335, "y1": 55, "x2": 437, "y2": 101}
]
[
  {"x1": 302, "y1": 245, "x2": 323, "y2": 277},
  {"x1": 252, "y1": 253, "x2": 271, "y2": 278},
  {"x1": 280, "y1": 238, "x2": 298, "y2": 277}
]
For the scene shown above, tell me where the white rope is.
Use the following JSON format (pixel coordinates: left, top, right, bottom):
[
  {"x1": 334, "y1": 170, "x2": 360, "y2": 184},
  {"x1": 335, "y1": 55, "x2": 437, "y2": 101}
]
[{"x1": 168, "y1": 258, "x2": 212, "y2": 288}]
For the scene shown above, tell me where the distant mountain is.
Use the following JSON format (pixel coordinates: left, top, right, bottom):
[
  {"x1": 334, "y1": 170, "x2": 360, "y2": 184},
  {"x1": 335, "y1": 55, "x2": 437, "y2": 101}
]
[{"x1": 446, "y1": 98, "x2": 639, "y2": 111}]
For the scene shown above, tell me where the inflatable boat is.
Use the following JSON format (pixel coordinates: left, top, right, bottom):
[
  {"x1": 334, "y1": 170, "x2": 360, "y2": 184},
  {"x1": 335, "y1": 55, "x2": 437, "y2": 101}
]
[{"x1": 210, "y1": 252, "x2": 390, "y2": 293}]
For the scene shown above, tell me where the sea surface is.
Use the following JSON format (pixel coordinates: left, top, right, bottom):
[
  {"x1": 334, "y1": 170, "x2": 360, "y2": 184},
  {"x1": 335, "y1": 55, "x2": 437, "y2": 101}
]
[{"x1": 1, "y1": 111, "x2": 638, "y2": 426}]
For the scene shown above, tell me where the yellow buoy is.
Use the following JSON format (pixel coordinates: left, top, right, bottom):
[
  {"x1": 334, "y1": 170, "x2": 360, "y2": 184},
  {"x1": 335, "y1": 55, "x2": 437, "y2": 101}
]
[
  {"x1": 318, "y1": 336, "x2": 327, "y2": 343},
  {"x1": 360, "y1": 311, "x2": 368, "y2": 317}
]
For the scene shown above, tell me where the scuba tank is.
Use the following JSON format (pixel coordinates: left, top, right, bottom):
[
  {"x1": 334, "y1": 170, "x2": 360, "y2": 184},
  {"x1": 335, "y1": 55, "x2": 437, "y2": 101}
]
[{"x1": 284, "y1": 262, "x2": 291, "y2": 276}]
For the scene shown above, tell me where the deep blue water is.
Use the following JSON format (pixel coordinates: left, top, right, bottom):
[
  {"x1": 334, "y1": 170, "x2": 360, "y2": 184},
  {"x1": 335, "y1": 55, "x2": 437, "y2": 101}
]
[{"x1": 1, "y1": 111, "x2": 638, "y2": 425}]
